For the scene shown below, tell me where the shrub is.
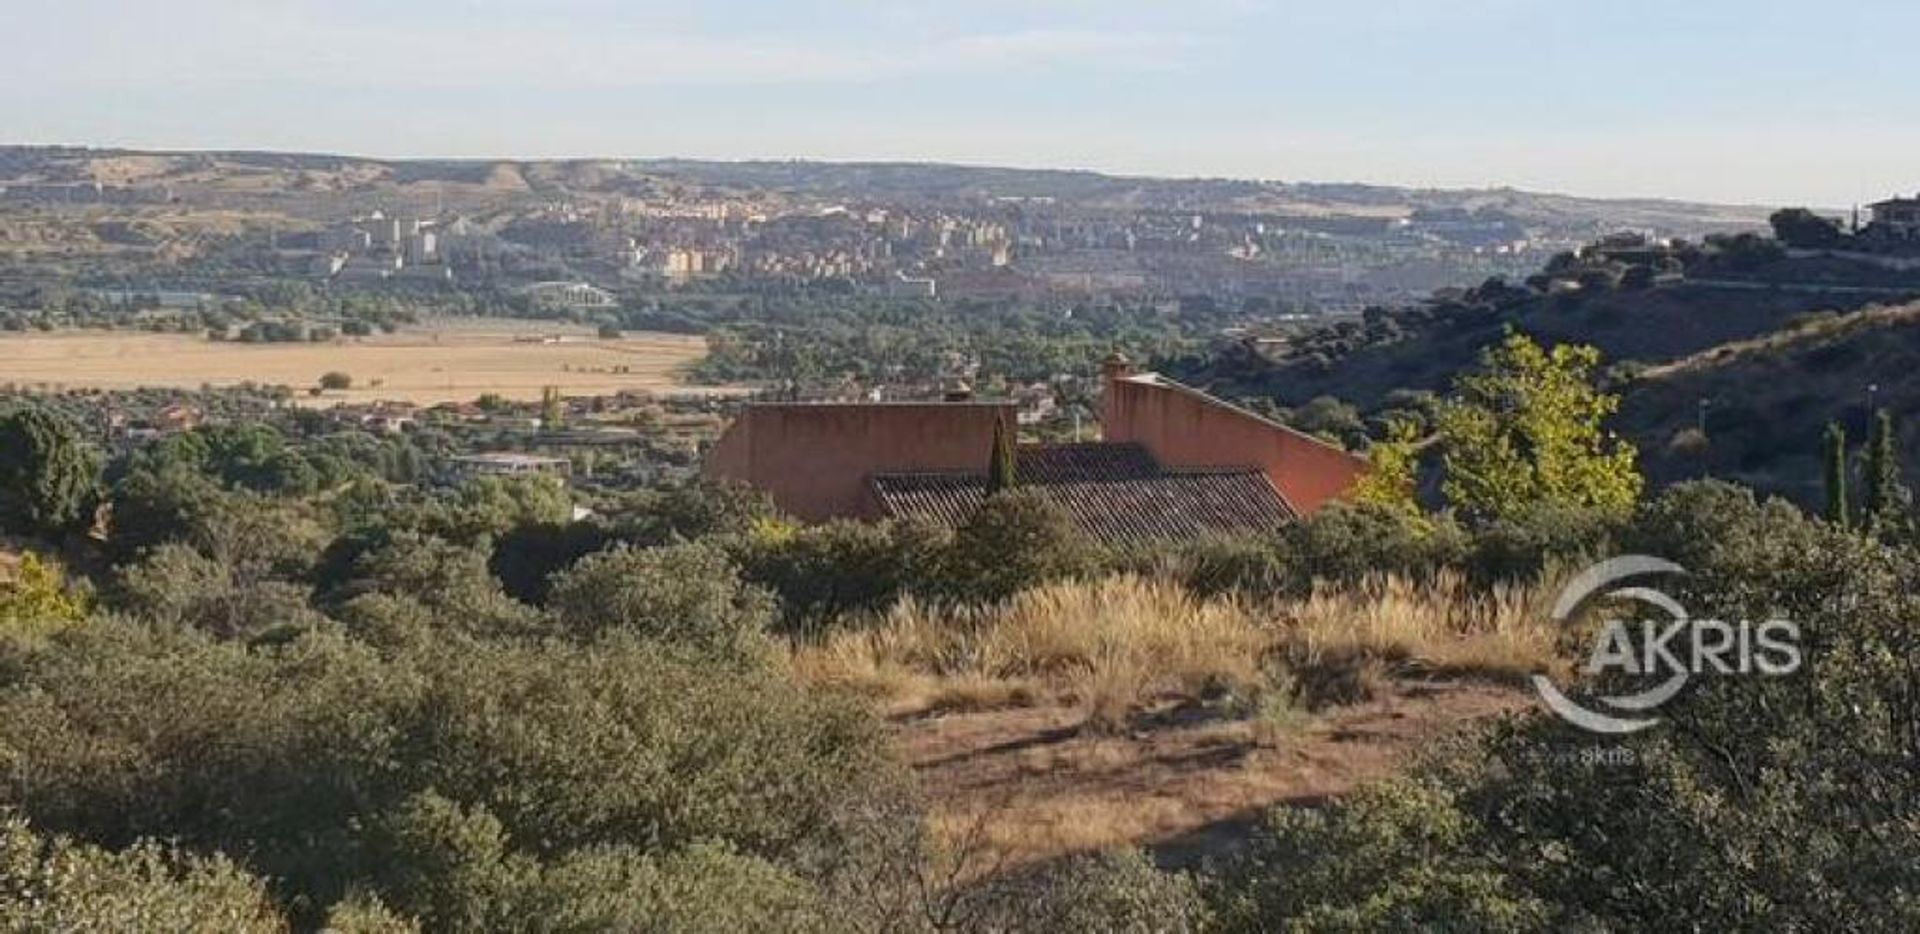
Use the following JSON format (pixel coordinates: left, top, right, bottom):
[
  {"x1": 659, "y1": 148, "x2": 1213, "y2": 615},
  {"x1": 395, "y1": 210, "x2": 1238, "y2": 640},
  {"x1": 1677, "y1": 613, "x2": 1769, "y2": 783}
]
[
  {"x1": 1278, "y1": 502, "x2": 1469, "y2": 592},
  {"x1": 0, "y1": 552, "x2": 88, "y2": 641},
  {"x1": 938, "y1": 490, "x2": 1090, "y2": 604},
  {"x1": 1205, "y1": 781, "x2": 1546, "y2": 933},
  {"x1": 0, "y1": 818, "x2": 286, "y2": 932},
  {"x1": 734, "y1": 519, "x2": 947, "y2": 636},
  {"x1": 0, "y1": 405, "x2": 102, "y2": 537},
  {"x1": 0, "y1": 621, "x2": 894, "y2": 926},
  {"x1": 546, "y1": 541, "x2": 775, "y2": 653},
  {"x1": 1465, "y1": 502, "x2": 1621, "y2": 584}
]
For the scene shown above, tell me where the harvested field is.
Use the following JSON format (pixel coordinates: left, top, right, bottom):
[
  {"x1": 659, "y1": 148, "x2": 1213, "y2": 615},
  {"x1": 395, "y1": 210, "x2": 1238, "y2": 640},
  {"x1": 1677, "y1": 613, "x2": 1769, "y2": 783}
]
[{"x1": 0, "y1": 321, "x2": 723, "y2": 405}]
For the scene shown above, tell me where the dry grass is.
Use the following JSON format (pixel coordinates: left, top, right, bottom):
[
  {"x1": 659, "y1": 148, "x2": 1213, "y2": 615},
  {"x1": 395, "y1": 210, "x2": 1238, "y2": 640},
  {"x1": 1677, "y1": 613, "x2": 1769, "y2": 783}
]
[
  {"x1": 1278, "y1": 570, "x2": 1562, "y2": 693},
  {"x1": 795, "y1": 576, "x2": 1270, "y2": 722},
  {"x1": 795, "y1": 570, "x2": 1564, "y2": 724},
  {"x1": 801, "y1": 573, "x2": 1561, "y2": 872},
  {"x1": 0, "y1": 325, "x2": 723, "y2": 405}
]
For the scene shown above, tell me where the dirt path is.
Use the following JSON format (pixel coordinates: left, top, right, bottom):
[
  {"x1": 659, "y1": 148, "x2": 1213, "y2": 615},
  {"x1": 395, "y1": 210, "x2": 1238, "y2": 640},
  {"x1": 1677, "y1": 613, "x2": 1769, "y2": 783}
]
[{"x1": 899, "y1": 679, "x2": 1530, "y2": 872}]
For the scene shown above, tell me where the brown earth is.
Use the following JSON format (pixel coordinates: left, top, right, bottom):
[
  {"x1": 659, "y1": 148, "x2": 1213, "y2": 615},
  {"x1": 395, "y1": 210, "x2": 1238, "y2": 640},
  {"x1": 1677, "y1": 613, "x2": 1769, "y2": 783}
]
[{"x1": 901, "y1": 678, "x2": 1531, "y2": 873}]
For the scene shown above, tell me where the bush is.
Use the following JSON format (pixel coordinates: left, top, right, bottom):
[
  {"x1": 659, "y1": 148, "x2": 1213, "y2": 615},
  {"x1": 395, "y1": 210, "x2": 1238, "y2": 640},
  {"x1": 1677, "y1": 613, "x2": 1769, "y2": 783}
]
[
  {"x1": 1175, "y1": 533, "x2": 1290, "y2": 599},
  {"x1": 938, "y1": 490, "x2": 1090, "y2": 604},
  {"x1": 319, "y1": 371, "x2": 354, "y2": 391},
  {"x1": 546, "y1": 541, "x2": 775, "y2": 653},
  {"x1": 1205, "y1": 481, "x2": 1920, "y2": 930},
  {"x1": 0, "y1": 620, "x2": 894, "y2": 926},
  {"x1": 0, "y1": 405, "x2": 102, "y2": 537},
  {"x1": 1465, "y1": 503, "x2": 1621, "y2": 584},
  {"x1": 734, "y1": 519, "x2": 947, "y2": 636},
  {"x1": 0, "y1": 818, "x2": 286, "y2": 932},
  {"x1": 1205, "y1": 781, "x2": 1545, "y2": 933},
  {"x1": 1277, "y1": 502, "x2": 1469, "y2": 593}
]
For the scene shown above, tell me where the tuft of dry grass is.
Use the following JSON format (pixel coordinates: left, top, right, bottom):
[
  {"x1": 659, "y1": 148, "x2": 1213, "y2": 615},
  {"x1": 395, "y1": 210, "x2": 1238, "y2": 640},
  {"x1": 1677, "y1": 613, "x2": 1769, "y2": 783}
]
[
  {"x1": 794, "y1": 570, "x2": 1566, "y2": 723},
  {"x1": 794, "y1": 576, "x2": 1270, "y2": 721},
  {"x1": 1278, "y1": 570, "x2": 1562, "y2": 691}
]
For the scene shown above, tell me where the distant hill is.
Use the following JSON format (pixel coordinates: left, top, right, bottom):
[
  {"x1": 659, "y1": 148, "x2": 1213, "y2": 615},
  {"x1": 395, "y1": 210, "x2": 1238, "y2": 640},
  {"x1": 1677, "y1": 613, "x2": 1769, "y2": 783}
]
[
  {"x1": 629, "y1": 158, "x2": 1769, "y2": 235},
  {"x1": 0, "y1": 146, "x2": 1770, "y2": 238},
  {"x1": 1165, "y1": 235, "x2": 1920, "y2": 412},
  {"x1": 1166, "y1": 280, "x2": 1910, "y2": 413}
]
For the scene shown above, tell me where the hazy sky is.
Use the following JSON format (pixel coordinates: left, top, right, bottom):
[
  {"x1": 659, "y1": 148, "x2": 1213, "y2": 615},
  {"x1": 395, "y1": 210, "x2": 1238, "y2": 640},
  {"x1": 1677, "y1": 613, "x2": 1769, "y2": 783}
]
[{"x1": 5, "y1": 0, "x2": 1915, "y2": 205}]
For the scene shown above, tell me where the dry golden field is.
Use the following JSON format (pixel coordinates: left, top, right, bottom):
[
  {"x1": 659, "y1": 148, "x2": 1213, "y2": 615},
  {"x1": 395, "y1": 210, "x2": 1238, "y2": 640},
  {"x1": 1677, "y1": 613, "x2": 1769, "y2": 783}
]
[{"x1": 0, "y1": 322, "x2": 721, "y2": 405}]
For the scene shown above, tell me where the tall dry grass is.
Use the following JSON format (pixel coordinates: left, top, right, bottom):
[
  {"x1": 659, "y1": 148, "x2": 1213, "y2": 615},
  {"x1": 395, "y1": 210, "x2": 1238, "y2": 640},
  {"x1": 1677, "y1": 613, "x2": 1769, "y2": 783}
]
[
  {"x1": 1280, "y1": 570, "x2": 1563, "y2": 689},
  {"x1": 793, "y1": 570, "x2": 1565, "y2": 722},
  {"x1": 794, "y1": 576, "x2": 1270, "y2": 723}
]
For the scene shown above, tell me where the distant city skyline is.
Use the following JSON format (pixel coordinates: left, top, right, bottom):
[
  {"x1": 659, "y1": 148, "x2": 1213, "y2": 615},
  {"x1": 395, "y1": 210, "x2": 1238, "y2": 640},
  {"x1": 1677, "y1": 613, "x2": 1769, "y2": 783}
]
[{"x1": 5, "y1": 0, "x2": 1915, "y2": 207}]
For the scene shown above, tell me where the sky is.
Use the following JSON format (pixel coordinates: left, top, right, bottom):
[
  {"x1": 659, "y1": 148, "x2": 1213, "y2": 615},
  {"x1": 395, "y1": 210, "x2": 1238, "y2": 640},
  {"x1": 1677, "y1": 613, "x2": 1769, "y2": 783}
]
[{"x1": 4, "y1": 0, "x2": 1916, "y2": 206}]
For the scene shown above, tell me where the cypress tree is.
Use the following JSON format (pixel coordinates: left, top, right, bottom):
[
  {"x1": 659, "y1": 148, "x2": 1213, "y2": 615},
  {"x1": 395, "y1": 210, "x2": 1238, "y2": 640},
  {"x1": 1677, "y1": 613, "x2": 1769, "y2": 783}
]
[
  {"x1": 987, "y1": 415, "x2": 1017, "y2": 495},
  {"x1": 1824, "y1": 421, "x2": 1850, "y2": 529},
  {"x1": 1863, "y1": 408, "x2": 1904, "y2": 528}
]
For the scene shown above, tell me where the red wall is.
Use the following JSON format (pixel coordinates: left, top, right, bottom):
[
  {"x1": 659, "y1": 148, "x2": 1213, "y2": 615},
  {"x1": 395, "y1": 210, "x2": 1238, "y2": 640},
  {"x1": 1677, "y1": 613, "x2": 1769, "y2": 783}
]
[
  {"x1": 1102, "y1": 376, "x2": 1367, "y2": 514},
  {"x1": 703, "y1": 403, "x2": 1014, "y2": 521}
]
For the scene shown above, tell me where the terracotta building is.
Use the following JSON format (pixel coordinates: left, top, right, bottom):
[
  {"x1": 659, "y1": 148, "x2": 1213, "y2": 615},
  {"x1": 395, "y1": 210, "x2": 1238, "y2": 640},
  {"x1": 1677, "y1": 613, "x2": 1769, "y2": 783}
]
[{"x1": 702, "y1": 356, "x2": 1368, "y2": 543}]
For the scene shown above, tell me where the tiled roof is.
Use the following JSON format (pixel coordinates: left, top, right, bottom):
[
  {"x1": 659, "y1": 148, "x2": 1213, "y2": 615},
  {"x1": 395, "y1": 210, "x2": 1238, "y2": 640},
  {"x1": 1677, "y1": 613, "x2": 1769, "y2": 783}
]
[{"x1": 870, "y1": 442, "x2": 1297, "y2": 545}]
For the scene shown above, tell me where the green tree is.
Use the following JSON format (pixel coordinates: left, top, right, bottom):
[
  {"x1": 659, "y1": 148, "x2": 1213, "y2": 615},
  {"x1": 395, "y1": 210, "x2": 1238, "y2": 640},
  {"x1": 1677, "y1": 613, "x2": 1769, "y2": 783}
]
[
  {"x1": 1824, "y1": 420, "x2": 1851, "y2": 528},
  {"x1": 1352, "y1": 415, "x2": 1423, "y2": 515},
  {"x1": 540, "y1": 385, "x2": 565, "y2": 430},
  {"x1": 940, "y1": 490, "x2": 1088, "y2": 604},
  {"x1": 1769, "y1": 207, "x2": 1846, "y2": 249},
  {"x1": 1862, "y1": 408, "x2": 1907, "y2": 529},
  {"x1": 1432, "y1": 332, "x2": 1642, "y2": 523},
  {"x1": 0, "y1": 553, "x2": 87, "y2": 640},
  {"x1": 0, "y1": 405, "x2": 103, "y2": 536},
  {"x1": 987, "y1": 414, "x2": 1018, "y2": 495},
  {"x1": 320, "y1": 371, "x2": 354, "y2": 391},
  {"x1": 546, "y1": 541, "x2": 775, "y2": 652}
]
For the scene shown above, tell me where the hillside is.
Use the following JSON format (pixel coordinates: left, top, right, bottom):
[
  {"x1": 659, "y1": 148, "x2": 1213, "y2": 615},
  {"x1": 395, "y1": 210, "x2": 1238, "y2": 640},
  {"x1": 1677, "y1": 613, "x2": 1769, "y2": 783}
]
[
  {"x1": 1168, "y1": 279, "x2": 1902, "y2": 412},
  {"x1": 1616, "y1": 301, "x2": 1920, "y2": 506},
  {"x1": 0, "y1": 146, "x2": 1769, "y2": 236}
]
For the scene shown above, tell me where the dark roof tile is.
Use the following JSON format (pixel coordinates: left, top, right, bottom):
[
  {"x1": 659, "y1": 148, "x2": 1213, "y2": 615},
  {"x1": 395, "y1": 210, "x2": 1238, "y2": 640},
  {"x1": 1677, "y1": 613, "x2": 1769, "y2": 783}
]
[{"x1": 871, "y1": 442, "x2": 1296, "y2": 545}]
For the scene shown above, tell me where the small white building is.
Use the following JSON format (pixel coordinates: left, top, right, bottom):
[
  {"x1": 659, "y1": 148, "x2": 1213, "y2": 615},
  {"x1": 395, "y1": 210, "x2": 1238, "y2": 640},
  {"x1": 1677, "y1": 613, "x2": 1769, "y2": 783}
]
[
  {"x1": 1869, "y1": 197, "x2": 1920, "y2": 240},
  {"x1": 448, "y1": 453, "x2": 573, "y2": 480}
]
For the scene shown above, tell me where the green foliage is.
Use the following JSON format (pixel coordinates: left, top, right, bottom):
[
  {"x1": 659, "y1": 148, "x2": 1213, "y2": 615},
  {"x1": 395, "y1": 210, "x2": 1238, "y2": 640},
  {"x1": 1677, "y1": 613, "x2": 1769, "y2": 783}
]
[
  {"x1": 547, "y1": 542, "x2": 776, "y2": 652},
  {"x1": 0, "y1": 405, "x2": 103, "y2": 536},
  {"x1": 938, "y1": 490, "x2": 1090, "y2": 604},
  {"x1": 601, "y1": 480, "x2": 776, "y2": 548},
  {"x1": 1207, "y1": 481, "x2": 1920, "y2": 931},
  {"x1": 734, "y1": 519, "x2": 947, "y2": 636},
  {"x1": 115, "y1": 542, "x2": 325, "y2": 639},
  {"x1": 334, "y1": 532, "x2": 542, "y2": 639},
  {"x1": 987, "y1": 415, "x2": 1017, "y2": 495},
  {"x1": 998, "y1": 849, "x2": 1206, "y2": 934},
  {"x1": 0, "y1": 818, "x2": 286, "y2": 932},
  {"x1": 0, "y1": 622, "x2": 892, "y2": 927},
  {"x1": 1769, "y1": 207, "x2": 1846, "y2": 249},
  {"x1": 1434, "y1": 331, "x2": 1642, "y2": 523},
  {"x1": 0, "y1": 553, "x2": 88, "y2": 641},
  {"x1": 1207, "y1": 781, "x2": 1546, "y2": 933},
  {"x1": 1351, "y1": 413, "x2": 1423, "y2": 515},
  {"x1": 1862, "y1": 408, "x2": 1908, "y2": 532},
  {"x1": 1277, "y1": 502, "x2": 1470, "y2": 592},
  {"x1": 1823, "y1": 420, "x2": 1850, "y2": 528},
  {"x1": 320, "y1": 370, "x2": 354, "y2": 391}
]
